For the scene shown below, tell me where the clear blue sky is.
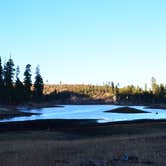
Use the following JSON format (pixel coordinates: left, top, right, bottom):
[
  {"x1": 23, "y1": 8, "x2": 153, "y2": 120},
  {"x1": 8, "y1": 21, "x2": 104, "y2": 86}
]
[{"x1": 0, "y1": 0, "x2": 166, "y2": 87}]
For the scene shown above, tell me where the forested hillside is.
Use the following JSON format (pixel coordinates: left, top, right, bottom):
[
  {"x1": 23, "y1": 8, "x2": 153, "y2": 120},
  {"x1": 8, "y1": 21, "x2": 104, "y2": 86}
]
[
  {"x1": 44, "y1": 78, "x2": 166, "y2": 105},
  {"x1": 0, "y1": 56, "x2": 165, "y2": 105}
]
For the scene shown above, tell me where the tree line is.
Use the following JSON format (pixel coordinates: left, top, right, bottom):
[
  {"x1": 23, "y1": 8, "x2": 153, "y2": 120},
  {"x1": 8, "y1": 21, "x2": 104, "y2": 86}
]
[
  {"x1": 44, "y1": 79, "x2": 166, "y2": 105},
  {"x1": 0, "y1": 56, "x2": 166, "y2": 105},
  {"x1": 0, "y1": 57, "x2": 44, "y2": 104}
]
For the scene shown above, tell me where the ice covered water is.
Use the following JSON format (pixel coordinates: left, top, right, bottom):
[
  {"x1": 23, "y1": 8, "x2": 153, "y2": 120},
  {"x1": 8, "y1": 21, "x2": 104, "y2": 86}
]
[{"x1": 0, "y1": 105, "x2": 166, "y2": 123}]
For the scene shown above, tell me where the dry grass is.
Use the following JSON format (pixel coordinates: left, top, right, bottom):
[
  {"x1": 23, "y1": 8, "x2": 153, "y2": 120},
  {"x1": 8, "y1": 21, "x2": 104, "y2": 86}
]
[
  {"x1": 105, "y1": 107, "x2": 148, "y2": 113},
  {"x1": 0, "y1": 122, "x2": 166, "y2": 166}
]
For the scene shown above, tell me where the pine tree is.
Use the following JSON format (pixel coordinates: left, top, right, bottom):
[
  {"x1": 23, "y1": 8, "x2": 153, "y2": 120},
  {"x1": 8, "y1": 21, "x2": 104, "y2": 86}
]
[
  {"x1": 3, "y1": 57, "x2": 15, "y2": 103},
  {"x1": 15, "y1": 66, "x2": 24, "y2": 103},
  {"x1": 0, "y1": 57, "x2": 3, "y2": 86},
  {"x1": 4, "y1": 57, "x2": 15, "y2": 88},
  {"x1": 24, "y1": 64, "x2": 32, "y2": 100},
  {"x1": 34, "y1": 65, "x2": 44, "y2": 99},
  {"x1": 151, "y1": 77, "x2": 159, "y2": 95},
  {"x1": 111, "y1": 81, "x2": 115, "y2": 94},
  {"x1": 0, "y1": 57, "x2": 4, "y2": 103}
]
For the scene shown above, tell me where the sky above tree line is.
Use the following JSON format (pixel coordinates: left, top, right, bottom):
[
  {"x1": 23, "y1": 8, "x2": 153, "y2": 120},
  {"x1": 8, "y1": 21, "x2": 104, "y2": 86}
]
[{"x1": 0, "y1": 0, "x2": 165, "y2": 87}]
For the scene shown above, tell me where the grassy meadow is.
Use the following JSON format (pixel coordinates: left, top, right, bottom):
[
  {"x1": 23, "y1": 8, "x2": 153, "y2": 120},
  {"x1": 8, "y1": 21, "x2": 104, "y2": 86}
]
[{"x1": 0, "y1": 120, "x2": 166, "y2": 165}]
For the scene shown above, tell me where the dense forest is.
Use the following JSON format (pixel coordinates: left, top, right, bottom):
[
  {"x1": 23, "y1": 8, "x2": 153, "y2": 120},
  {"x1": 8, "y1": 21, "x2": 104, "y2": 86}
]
[
  {"x1": 0, "y1": 57, "x2": 44, "y2": 104},
  {"x1": 0, "y1": 57, "x2": 166, "y2": 105},
  {"x1": 44, "y1": 78, "x2": 166, "y2": 105}
]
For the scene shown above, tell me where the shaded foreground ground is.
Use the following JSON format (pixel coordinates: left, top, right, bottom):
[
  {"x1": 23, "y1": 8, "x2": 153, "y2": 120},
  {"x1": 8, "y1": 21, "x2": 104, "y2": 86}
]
[
  {"x1": 0, "y1": 120, "x2": 166, "y2": 165},
  {"x1": 0, "y1": 107, "x2": 39, "y2": 120}
]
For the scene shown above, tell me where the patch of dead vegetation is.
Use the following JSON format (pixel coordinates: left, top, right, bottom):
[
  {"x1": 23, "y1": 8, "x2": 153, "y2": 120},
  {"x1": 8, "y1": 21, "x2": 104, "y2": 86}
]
[{"x1": 105, "y1": 107, "x2": 149, "y2": 113}]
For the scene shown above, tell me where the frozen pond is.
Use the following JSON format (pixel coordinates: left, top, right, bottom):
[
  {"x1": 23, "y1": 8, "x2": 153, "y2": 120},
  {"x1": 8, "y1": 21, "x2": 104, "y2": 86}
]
[{"x1": 1, "y1": 105, "x2": 166, "y2": 123}]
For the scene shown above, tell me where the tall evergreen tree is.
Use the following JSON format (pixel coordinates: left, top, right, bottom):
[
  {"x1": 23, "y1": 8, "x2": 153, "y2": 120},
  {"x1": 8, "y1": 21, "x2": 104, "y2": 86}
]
[
  {"x1": 0, "y1": 57, "x2": 4, "y2": 103},
  {"x1": 151, "y1": 77, "x2": 159, "y2": 95},
  {"x1": 3, "y1": 57, "x2": 15, "y2": 88},
  {"x1": 15, "y1": 66, "x2": 24, "y2": 103},
  {"x1": 34, "y1": 65, "x2": 44, "y2": 98},
  {"x1": 3, "y1": 57, "x2": 15, "y2": 103},
  {"x1": 111, "y1": 81, "x2": 115, "y2": 94},
  {"x1": 0, "y1": 57, "x2": 3, "y2": 86},
  {"x1": 24, "y1": 64, "x2": 32, "y2": 100}
]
